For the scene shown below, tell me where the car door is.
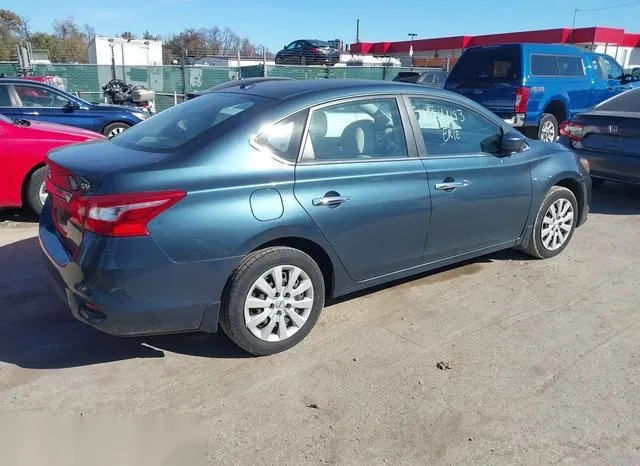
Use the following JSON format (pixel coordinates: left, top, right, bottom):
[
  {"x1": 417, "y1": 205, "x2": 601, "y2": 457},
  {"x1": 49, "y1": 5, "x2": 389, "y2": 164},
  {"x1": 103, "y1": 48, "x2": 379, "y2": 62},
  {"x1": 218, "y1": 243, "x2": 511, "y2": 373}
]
[
  {"x1": 12, "y1": 83, "x2": 95, "y2": 130},
  {"x1": 591, "y1": 55, "x2": 633, "y2": 104},
  {"x1": 293, "y1": 96, "x2": 430, "y2": 282},
  {"x1": 405, "y1": 95, "x2": 532, "y2": 261},
  {"x1": 0, "y1": 84, "x2": 22, "y2": 121}
]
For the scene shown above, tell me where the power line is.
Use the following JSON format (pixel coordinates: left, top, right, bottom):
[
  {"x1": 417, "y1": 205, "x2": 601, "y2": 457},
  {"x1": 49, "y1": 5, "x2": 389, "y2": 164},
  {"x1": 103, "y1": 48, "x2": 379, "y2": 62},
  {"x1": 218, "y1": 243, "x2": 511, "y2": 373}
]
[{"x1": 575, "y1": 1, "x2": 640, "y2": 14}]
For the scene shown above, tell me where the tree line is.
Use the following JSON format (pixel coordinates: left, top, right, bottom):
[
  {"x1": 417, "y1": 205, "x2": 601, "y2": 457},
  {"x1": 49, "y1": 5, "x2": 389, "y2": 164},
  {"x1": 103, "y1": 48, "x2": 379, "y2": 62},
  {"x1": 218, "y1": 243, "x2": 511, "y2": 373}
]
[{"x1": 0, "y1": 8, "x2": 270, "y2": 64}]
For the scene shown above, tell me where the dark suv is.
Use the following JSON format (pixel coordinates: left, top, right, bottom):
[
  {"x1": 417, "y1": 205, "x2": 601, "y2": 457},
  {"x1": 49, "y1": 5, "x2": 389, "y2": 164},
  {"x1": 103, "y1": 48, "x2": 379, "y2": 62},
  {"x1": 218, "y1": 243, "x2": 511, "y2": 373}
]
[{"x1": 275, "y1": 40, "x2": 340, "y2": 66}]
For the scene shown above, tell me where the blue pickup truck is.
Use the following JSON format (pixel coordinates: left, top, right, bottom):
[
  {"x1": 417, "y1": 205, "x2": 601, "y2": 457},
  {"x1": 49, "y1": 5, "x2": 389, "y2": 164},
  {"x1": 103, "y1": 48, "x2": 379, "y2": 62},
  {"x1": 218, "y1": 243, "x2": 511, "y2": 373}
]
[{"x1": 444, "y1": 43, "x2": 640, "y2": 141}]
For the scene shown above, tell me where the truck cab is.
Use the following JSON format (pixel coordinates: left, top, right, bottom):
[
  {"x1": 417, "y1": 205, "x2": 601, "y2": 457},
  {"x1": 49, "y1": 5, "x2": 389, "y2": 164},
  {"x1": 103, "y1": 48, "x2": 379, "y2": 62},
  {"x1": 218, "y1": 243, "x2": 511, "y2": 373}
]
[{"x1": 444, "y1": 43, "x2": 638, "y2": 142}]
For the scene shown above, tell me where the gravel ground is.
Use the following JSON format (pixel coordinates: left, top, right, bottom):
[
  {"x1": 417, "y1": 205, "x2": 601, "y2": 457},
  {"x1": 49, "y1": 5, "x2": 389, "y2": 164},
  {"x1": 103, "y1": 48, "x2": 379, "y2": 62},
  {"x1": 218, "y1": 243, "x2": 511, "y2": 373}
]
[{"x1": 0, "y1": 183, "x2": 639, "y2": 465}]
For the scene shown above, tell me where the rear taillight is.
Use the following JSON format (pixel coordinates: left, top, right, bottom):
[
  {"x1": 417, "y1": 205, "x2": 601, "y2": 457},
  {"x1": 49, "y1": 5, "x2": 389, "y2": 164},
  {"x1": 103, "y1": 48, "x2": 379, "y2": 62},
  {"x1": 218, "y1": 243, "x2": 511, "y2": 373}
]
[
  {"x1": 69, "y1": 190, "x2": 186, "y2": 237},
  {"x1": 515, "y1": 86, "x2": 530, "y2": 114},
  {"x1": 559, "y1": 121, "x2": 585, "y2": 141}
]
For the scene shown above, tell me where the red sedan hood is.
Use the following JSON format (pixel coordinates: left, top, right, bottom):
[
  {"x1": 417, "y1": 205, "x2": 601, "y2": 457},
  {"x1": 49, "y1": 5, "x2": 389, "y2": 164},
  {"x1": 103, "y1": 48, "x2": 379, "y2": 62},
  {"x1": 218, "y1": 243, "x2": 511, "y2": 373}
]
[{"x1": 26, "y1": 120, "x2": 104, "y2": 140}]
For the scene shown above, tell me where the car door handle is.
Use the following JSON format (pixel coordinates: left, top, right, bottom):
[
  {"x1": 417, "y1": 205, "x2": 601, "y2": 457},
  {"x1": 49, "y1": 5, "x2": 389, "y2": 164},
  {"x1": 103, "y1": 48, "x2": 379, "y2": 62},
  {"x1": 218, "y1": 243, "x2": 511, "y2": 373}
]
[
  {"x1": 312, "y1": 196, "x2": 350, "y2": 207},
  {"x1": 22, "y1": 111, "x2": 39, "y2": 115},
  {"x1": 435, "y1": 182, "x2": 464, "y2": 191}
]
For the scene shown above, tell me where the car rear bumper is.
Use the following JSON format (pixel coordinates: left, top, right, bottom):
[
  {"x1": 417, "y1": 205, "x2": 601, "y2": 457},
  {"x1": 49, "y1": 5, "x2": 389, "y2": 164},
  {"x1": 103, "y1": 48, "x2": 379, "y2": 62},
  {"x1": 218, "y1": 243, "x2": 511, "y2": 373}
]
[{"x1": 39, "y1": 202, "x2": 238, "y2": 337}]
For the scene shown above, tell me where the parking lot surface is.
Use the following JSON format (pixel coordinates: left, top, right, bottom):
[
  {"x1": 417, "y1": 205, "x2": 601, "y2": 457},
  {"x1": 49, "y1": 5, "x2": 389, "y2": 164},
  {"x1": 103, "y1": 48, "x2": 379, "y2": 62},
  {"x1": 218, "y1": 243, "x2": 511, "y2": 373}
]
[{"x1": 1, "y1": 183, "x2": 639, "y2": 465}]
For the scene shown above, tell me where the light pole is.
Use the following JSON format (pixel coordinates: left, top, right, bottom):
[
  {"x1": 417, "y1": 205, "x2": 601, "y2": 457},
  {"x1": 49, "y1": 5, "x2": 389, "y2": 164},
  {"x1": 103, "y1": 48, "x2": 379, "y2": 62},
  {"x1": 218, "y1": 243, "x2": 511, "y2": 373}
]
[{"x1": 408, "y1": 33, "x2": 417, "y2": 69}]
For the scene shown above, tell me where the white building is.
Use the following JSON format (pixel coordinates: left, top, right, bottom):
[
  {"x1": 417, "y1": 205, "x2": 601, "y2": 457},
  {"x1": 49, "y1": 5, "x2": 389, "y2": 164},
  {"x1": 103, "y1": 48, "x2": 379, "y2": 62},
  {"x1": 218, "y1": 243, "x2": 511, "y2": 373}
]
[{"x1": 88, "y1": 36, "x2": 163, "y2": 67}]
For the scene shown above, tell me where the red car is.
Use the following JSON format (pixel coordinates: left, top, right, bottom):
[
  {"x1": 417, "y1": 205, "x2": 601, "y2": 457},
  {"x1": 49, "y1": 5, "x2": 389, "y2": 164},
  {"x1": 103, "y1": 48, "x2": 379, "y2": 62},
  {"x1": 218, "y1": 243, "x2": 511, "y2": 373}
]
[{"x1": 0, "y1": 114, "x2": 104, "y2": 214}]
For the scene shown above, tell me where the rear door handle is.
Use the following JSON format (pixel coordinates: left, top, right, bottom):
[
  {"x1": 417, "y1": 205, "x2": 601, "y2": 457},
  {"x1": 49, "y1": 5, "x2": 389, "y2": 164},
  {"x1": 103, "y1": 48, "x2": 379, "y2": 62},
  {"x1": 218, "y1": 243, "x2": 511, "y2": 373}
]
[
  {"x1": 312, "y1": 196, "x2": 350, "y2": 207},
  {"x1": 22, "y1": 111, "x2": 39, "y2": 115},
  {"x1": 435, "y1": 182, "x2": 464, "y2": 191}
]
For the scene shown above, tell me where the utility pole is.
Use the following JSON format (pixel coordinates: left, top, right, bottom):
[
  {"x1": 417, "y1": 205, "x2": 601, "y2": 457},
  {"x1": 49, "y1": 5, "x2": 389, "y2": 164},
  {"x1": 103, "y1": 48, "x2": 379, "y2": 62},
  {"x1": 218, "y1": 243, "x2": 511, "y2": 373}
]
[
  {"x1": 408, "y1": 33, "x2": 417, "y2": 69},
  {"x1": 356, "y1": 19, "x2": 360, "y2": 43}
]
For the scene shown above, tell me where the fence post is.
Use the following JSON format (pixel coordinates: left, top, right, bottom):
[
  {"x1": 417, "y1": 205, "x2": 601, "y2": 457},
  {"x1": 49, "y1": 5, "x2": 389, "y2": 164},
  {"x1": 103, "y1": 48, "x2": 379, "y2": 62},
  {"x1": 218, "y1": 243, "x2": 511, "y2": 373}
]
[
  {"x1": 237, "y1": 50, "x2": 242, "y2": 79},
  {"x1": 382, "y1": 65, "x2": 388, "y2": 81},
  {"x1": 262, "y1": 48, "x2": 267, "y2": 77},
  {"x1": 180, "y1": 50, "x2": 186, "y2": 95},
  {"x1": 173, "y1": 91, "x2": 177, "y2": 106},
  {"x1": 324, "y1": 65, "x2": 330, "y2": 79}
]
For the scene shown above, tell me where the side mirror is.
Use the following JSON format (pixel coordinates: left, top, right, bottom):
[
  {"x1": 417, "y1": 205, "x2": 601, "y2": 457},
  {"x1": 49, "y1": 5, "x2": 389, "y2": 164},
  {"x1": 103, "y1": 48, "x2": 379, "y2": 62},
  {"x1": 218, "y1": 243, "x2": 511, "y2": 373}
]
[
  {"x1": 65, "y1": 100, "x2": 80, "y2": 111},
  {"x1": 501, "y1": 130, "x2": 527, "y2": 154}
]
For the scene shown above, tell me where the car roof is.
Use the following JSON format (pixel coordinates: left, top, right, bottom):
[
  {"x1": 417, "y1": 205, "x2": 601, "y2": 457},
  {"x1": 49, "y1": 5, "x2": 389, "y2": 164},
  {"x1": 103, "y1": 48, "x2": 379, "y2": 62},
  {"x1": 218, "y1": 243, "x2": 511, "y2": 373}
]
[
  {"x1": 0, "y1": 77, "x2": 64, "y2": 89},
  {"x1": 214, "y1": 78, "x2": 448, "y2": 100}
]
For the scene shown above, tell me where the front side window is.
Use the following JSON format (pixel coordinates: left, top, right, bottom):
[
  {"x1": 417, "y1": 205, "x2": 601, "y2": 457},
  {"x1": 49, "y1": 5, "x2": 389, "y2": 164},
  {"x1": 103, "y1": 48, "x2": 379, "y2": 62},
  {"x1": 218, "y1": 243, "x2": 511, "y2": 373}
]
[
  {"x1": 14, "y1": 85, "x2": 69, "y2": 108},
  {"x1": 254, "y1": 110, "x2": 308, "y2": 162},
  {"x1": 410, "y1": 98, "x2": 502, "y2": 156},
  {"x1": 596, "y1": 55, "x2": 624, "y2": 80},
  {"x1": 300, "y1": 98, "x2": 408, "y2": 162}
]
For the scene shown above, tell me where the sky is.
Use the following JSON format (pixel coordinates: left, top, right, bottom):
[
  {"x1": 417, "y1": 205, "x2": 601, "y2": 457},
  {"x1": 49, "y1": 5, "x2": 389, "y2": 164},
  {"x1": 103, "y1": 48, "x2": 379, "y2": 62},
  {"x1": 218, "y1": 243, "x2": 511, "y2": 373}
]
[{"x1": 4, "y1": 0, "x2": 640, "y2": 52}]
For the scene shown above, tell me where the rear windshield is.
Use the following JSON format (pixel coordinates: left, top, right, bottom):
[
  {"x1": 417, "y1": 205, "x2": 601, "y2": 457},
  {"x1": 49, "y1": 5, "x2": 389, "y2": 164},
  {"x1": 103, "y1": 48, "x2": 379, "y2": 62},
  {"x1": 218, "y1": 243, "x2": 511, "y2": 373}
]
[
  {"x1": 111, "y1": 93, "x2": 269, "y2": 151},
  {"x1": 448, "y1": 47, "x2": 522, "y2": 85},
  {"x1": 595, "y1": 88, "x2": 640, "y2": 112}
]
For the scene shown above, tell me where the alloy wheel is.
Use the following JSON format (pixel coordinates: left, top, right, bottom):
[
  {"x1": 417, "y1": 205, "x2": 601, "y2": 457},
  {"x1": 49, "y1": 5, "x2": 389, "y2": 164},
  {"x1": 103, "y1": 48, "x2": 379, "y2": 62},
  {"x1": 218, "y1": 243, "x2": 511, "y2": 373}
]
[{"x1": 540, "y1": 120, "x2": 556, "y2": 142}]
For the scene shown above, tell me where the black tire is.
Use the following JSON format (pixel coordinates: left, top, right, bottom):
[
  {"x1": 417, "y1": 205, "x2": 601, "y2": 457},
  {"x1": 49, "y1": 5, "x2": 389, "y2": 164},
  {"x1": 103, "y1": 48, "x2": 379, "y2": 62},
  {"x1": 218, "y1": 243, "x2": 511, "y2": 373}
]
[
  {"x1": 220, "y1": 247, "x2": 325, "y2": 356},
  {"x1": 523, "y1": 186, "x2": 578, "y2": 259},
  {"x1": 26, "y1": 166, "x2": 47, "y2": 215},
  {"x1": 537, "y1": 113, "x2": 559, "y2": 142},
  {"x1": 103, "y1": 122, "x2": 130, "y2": 138},
  {"x1": 591, "y1": 177, "x2": 605, "y2": 189}
]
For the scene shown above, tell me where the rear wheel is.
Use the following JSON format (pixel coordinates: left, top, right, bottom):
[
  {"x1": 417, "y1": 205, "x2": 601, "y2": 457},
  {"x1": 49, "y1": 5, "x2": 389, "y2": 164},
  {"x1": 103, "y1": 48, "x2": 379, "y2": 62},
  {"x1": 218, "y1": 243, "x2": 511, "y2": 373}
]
[
  {"x1": 103, "y1": 122, "x2": 130, "y2": 138},
  {"x1": 26, "y1": 166, "x2": 47, "y2": 215},
  {"x1": 220, "y1": 247, "x2": 325, "y2": 356},
  {"x1": 538, "y1": 114, "x2": 558, "y2": 142},
  {"x1": 523, "y1": 186, "x2": 578, "y2": 259}
]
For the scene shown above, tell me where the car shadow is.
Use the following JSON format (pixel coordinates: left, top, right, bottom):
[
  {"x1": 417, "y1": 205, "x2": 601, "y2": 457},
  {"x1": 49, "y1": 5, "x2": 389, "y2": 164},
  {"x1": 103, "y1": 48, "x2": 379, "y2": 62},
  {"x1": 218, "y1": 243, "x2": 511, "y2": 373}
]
[
  {"x1": 0, "y1": 208, "x2": 38, "y2": 224},
  {"x1": 0, "y1": 237, "x2": 250, "y2": 370},
  {"x1": 590, "y1": 182, "x2": 640, "y2": 215}
]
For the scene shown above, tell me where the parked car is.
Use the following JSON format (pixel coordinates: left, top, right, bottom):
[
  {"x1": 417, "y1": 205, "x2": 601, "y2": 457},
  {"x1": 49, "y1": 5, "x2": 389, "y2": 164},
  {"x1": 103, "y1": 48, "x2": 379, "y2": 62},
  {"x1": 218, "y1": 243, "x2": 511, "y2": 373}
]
[
  {"x1": 40, "y1": 79, "x2": 590, "y2": 356},
  {"x1": 0, "y1": 78, "x2": 149, "y2": 138},
  {"x1": 185, "y1": 77, "x2": 294, "y2": 100},
  {"x1": 444, "y1": 44, "x2": 640, "y2": 142},
  {"x1": 393, "y1": 69, "x2": 448, "y2": 87},
  {"x1": 0, "y1": 114, "x2": 103, "y2": 214},
  {"x1": 274, "y1": 40, "x2": 340, "y2": 66},
  {"x1": 559, "y1": 87, "x2": 640, "y2": 187}
]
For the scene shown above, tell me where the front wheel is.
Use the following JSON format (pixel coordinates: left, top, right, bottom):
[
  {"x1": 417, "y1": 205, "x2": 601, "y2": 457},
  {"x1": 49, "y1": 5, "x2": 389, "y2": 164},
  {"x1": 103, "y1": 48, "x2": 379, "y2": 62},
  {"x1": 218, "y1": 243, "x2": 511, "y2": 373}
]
[
  {"x1": 103, "y1": 122, "x2": 130, "y2": 138},
  {"x1": 538, "y1": 114, "x2": 559, "y2": 142},
  {"x1": 523, "y1": 186, "x2": 578, "y2": 259},
  {"x1": 220, "y1": 247, "x2": 325, "y2": 356},
  {"x1": 26, "y1": 166, "x2": 48, "y2": 215}
]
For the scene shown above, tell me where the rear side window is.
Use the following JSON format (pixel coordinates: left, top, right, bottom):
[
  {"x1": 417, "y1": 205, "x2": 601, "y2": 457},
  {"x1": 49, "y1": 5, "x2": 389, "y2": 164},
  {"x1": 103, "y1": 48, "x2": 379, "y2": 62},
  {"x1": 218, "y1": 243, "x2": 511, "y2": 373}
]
[
  {"x1": 254, "y1": 110, "x2": 308, "y2": 162},
  {"x1": 111, "y1": 93, "x2": 268, "y2": 151},
  {"x1": 556, "y1": 56, "x2": 584, "y2": 76},
  {"x1": 531, "y1": 55, "x2": 559, "y2": 76},
  {"x1": 447, "y1": 47, "x2": 522, "y2": 84}
]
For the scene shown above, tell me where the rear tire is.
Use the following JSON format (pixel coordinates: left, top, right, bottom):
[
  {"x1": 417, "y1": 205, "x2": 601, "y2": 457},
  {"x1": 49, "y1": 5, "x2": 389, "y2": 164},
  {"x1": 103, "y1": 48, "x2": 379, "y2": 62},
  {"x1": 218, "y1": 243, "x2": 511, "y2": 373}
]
[
  {"x1": 26, "y1": 166, "x2": 47, "y2": 215},
  {"x1": 219, "y1": 247, "x2": 325, "y2": 356},
  {"x1": 538, "y1": 114, "x2": 558, "y2": 142},
  {"x1": 103, "y1": 122, "x2": 130, "y2": 138},
  {"x1": 523, "y1": 186, "x2": 578, "y2": 259}
]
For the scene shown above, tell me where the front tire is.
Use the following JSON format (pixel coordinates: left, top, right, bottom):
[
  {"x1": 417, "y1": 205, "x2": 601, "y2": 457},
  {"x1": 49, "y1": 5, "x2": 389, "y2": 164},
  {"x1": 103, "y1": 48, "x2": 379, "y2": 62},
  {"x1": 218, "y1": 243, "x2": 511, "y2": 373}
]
[
  {"x1": 103, "y1": 122, "x2": 130, "y2": 138},
  {"x1": 220, "y1": 247, "x2": 325, "y2": 356},
  {"x1": 26, "y1": 167, "x2": 48, "y2": 215},
  {"x1": 538, "y1": 114, "x2": 558, "y2": 142},
  {"x1": 523, "y1": 186, "x2": 578, "y2": 259}
]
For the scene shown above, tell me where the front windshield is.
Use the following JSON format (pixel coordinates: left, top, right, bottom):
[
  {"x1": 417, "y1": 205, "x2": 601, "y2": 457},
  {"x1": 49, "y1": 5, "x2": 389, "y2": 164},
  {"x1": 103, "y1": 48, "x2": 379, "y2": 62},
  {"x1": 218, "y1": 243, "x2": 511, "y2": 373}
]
[{"x1": 111, "y1": 92, "x2": 270, "y2": 151}]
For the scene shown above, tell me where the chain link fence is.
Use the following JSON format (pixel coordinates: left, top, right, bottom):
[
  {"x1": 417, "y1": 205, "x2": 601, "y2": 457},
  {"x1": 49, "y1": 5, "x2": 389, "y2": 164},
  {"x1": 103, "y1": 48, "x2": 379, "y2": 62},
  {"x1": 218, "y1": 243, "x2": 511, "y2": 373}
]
[{"x1": 0, "y1": 62, "x2": 441, "y2": 112}]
